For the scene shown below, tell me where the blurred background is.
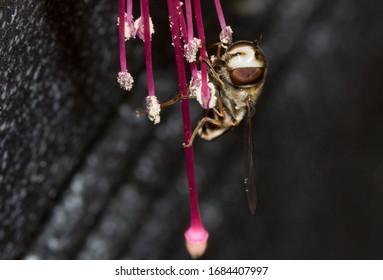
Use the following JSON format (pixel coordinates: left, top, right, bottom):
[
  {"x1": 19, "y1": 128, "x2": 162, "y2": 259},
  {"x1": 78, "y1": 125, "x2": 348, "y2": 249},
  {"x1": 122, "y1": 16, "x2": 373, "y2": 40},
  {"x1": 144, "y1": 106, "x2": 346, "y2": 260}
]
[{"x1": 1, "y1": 0, "x2": 383, "y2": 259}]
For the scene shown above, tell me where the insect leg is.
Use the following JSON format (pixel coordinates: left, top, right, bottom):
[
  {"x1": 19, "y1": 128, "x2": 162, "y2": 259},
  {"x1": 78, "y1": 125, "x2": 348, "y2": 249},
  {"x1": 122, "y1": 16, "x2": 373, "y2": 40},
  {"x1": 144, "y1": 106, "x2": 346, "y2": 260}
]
[
  {"x1": 136, "y1": 93, "x2": 190, "y2": 117},
  {"x1": 160, "y1": 92, "x2": 182, "y2": 109},
  {"x1": 199, "y1": 57, "x2": 225, "y2": 88},
  {"x1": 213, "y1": 96, "x2": 225, "y2": 118},
  {"x1": 206, "y1": 42, "x2": 223, "y2": 58},
  {"x1": 194, "y1": 95, "x2": 229, "y2": 144},
  {"x1": 183, "y1": 116, "x2": 222, "y2": 148}
]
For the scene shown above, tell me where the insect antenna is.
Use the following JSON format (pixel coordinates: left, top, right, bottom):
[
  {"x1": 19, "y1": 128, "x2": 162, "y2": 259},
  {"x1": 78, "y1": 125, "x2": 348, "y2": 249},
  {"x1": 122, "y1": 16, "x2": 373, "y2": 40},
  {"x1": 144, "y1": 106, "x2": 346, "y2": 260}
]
[{"x1": 253, "y1": 34, "x2": 263, "y2": 46}]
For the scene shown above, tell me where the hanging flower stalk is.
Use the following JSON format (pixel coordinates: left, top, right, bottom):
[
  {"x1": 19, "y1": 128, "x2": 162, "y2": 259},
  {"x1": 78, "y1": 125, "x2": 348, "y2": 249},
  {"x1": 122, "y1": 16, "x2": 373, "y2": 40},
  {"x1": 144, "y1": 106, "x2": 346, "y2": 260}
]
[{"x1": 117, "y1": 0, "x2": 235, "y2": 258}]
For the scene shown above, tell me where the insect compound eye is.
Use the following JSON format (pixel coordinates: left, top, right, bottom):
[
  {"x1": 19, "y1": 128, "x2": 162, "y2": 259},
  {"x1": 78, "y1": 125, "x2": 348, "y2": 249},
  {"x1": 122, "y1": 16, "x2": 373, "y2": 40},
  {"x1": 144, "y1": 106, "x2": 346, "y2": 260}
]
[{"x1": 229, "y1": 67, "x2": 264, "y2": 86}]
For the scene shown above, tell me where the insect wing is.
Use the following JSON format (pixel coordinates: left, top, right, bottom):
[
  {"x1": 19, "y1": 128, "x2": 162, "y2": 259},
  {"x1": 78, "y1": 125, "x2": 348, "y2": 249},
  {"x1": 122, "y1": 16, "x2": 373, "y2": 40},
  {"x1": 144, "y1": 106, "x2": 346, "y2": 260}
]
[{"x1": 245, "y1": 101, "x2": 257, "y2": 214}]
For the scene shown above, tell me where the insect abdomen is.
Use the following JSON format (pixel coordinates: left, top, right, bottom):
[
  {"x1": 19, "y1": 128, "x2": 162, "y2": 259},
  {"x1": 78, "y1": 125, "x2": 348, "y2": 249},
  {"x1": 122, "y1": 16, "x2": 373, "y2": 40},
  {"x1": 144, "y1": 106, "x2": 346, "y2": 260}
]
[{"x1": 198, "y1": 109, "x2": 233, "y2": 141}]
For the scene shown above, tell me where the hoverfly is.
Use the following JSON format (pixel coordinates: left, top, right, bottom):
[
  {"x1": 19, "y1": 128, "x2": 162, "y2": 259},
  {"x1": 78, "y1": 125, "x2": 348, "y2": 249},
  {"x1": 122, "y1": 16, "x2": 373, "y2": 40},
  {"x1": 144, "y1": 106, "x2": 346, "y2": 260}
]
[
  {"x1": 140, "y1": 40, "x2": 267, "y2": 214},
  {"x1": 185, "y1": 40, "x2": 267, "y2": 214}
]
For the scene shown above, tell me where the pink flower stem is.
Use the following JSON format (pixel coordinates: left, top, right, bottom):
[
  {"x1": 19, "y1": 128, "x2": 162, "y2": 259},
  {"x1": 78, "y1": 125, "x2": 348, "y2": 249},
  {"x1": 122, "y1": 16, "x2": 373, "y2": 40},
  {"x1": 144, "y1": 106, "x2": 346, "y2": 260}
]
[
  {"x1": 119, "y1": 0, "x2": 127, "y2": 72},
  {"x1": 185, "y1": 0, "x2": 194, "y2": 41},
  {"x1": 167, "y1": 0, "x2": 208, "y2": 242},
  {"x1": 126, "y1": 0, "x2": 133, "y2": 21},
  {"x1": 214, "y1": 0, "x2": 226, "y2": 29},
  {"x1": 141, "y1": 0, "x2": 155, "y2": 96},
  {"x1": 177, "y1": 4, "x2": 188, "y2": 44},
  {"x1": 193, "y1": 0, "x2": 209, "y2": 109},
  {"x1": 189, "y1": 63, "x2": 198, "y2": 81}
]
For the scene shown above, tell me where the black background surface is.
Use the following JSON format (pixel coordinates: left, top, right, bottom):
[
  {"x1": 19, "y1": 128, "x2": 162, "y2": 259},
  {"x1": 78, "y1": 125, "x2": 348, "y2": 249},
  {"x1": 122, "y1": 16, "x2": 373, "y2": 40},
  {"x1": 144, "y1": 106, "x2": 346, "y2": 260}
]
[{"x1": 1, "y1": 0, "x2": 383, "y2": 259}]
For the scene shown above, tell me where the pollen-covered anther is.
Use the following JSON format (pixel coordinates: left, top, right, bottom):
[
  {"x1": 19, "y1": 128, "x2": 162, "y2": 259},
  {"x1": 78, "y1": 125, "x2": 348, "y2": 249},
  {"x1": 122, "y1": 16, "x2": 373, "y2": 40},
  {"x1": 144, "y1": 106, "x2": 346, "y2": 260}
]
[
  {"x1": 135, "y1": 16, "x2": 155, "y2": 41},
  {"x1": 117, "y1": 71, "x2": 134, "y2": 91},
  {"x1": 117, "y1": 13, "x2": 137, "y2": 40},
  {"x1": 189, "y1": 71, "x2": 217, "y2": 109},
  {"x1": 124, "y1": 19, "x2": 137, "y2": 40},
  {"x1": 219, "y1": 25, "x2": 233, "y2": 45},
  {"x1": 146, "y1": 95, "x2": 161, "y2": 124},
  {"x1": 184, "y1": 37, "x2": 202, "y2": 62}
]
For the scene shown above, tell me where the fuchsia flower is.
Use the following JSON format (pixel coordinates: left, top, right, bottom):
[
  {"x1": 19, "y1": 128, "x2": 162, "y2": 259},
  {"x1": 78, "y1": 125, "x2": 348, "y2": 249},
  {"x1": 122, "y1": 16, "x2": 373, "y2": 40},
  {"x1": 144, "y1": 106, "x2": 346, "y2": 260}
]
[{"x1": 118, "y1": 0, "x2": 233, "y2": 258}]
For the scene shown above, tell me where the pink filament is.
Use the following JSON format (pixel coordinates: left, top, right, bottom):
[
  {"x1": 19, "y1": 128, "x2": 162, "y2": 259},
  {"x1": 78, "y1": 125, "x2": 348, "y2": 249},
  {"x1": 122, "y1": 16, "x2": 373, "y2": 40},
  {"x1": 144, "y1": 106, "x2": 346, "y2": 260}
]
[
  {"x1": 119, "y1": 0, "x2": 127, "y2": 72},
  {"x1": 185, "y1": 0, "x2": 194, "y2": 41},
  {"x1": 177, "y1": 4, "x2": 188, "y2": 43},
  {"x1": 214, "y1": 0, "x2": 226, "y2": 29},
  {"x1": 126, "y1": 0, "x2": 133, "y2": 21},
  {"x1": 193, "y1": 0, "x2": 209, "y2": 109},
  {"x1": 177, "y1": 2, "x2": 198, "y2": 80},
  {"x1": 141, "y1": 0, "x2": 155, "y2": 96}
]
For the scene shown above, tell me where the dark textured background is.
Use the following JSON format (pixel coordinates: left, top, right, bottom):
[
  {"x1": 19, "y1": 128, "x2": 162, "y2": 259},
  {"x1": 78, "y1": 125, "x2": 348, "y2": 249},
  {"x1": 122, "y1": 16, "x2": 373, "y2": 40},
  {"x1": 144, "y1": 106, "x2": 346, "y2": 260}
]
[{"x1": 1, "y1": 0, "x2": 383, "y2": 259}]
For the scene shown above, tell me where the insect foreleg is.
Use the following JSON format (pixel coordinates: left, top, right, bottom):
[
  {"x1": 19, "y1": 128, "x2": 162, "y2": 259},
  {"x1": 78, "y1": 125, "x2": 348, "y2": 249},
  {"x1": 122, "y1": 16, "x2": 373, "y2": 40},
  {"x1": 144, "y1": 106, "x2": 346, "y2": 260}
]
[
  {"x1": 207, "y1": 42, "x2": 223, "y2": 58},
  {"x1": 199, "y1": 57, "x2": 225, "y2": 88},
  {"x1": 136, "y1": 93, "x2": 192, "y2": 117},
  {"x1": 213, "y1": 96, "x2": 225, "y2": 118},
  {"x1": 160, "y1": 93, "x2": 182, "y2": 109}
]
